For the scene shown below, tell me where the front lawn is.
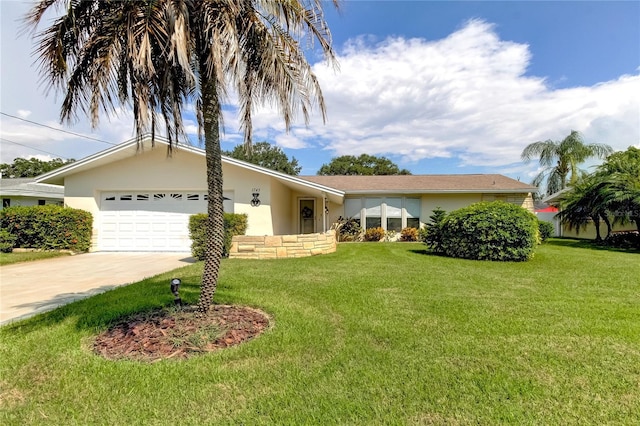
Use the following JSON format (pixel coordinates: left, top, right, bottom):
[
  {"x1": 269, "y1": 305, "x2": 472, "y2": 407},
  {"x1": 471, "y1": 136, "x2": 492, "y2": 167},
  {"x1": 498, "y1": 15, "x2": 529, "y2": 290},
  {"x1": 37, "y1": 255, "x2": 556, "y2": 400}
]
[
  {"x1": 0, "y1": 250, "x2": 71, "y2": 266},
  {"x1": 1, "y1": 240, "x2": 638, "y2": 424}
]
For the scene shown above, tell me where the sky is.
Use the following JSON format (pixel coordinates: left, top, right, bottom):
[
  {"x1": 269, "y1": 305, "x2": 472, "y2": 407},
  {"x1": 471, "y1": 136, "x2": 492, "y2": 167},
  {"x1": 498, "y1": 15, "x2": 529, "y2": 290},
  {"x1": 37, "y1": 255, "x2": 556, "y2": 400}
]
[{"x1": 1, "y1": 0, "x2": 639, "y2": 182}]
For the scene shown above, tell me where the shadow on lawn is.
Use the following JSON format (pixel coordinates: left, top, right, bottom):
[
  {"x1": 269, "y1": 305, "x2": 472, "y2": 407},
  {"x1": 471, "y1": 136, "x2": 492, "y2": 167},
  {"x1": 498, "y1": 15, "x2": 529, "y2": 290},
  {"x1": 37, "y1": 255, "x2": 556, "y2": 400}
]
[
  {"x1": 1, "y1": 266, "x2": 206, "y2": 335},
  {"x1": 546, "y1": 238, "x2": 640, "y2": 254}
]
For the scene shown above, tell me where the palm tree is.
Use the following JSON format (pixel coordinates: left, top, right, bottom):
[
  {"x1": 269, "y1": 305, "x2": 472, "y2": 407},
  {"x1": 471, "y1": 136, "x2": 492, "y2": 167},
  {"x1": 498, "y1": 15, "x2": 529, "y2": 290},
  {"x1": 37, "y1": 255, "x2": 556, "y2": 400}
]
[
  {"x1": 521, "y1": 130, "x2": 613, "y2": 197},
  {"x1": 557, "y1": 176, "x2": 612, "y2": 241},
  {"x1": 26, "y1": 0, "x2": 339, "y2": 313},
  {"x1": 594, "y1": 147, "x2": 640, "y2": 232}
]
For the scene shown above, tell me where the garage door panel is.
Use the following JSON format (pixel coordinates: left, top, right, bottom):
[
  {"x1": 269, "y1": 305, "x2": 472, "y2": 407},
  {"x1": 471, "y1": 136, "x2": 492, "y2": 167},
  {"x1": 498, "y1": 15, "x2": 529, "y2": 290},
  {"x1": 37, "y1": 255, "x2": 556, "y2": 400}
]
[{"x1": 99, "y1": 191, "x2": 210, "y2": 252}]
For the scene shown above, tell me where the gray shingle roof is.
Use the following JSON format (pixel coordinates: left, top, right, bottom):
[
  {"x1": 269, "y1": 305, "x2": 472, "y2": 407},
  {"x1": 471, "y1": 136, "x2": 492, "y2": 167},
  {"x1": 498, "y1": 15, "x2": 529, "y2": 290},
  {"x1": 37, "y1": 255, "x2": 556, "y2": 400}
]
[
  {"x1": 299, "y1": 174, "x2": 536, "y2": 193},
  {"x1": 0, "y1": 178, "x2": 64, "y2": 198}
]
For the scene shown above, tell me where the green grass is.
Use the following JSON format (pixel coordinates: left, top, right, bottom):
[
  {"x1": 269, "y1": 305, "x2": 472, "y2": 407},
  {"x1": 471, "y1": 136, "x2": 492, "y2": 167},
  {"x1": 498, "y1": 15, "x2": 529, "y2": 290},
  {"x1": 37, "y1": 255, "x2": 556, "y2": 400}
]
[
  {"x1": 0, "y1": 250, "x2": 71, "y2": 266},
  {"x1": 1, "y1": 239, "x2": 638, "y2": 424}
]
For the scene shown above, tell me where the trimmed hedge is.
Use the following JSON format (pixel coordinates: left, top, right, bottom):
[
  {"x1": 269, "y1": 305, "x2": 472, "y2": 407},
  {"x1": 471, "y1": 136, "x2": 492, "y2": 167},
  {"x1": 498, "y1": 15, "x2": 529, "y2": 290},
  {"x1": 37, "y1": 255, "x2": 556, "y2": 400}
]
[
  {"x1": 439, "y1": 201, "x2": 539, "y2": 262},
  {"x1": 189, "y1": 213, "x2": 248, "y2": 260},
  {"x1": 0, "y1": 205, "x2": 93, "y2": 252},
  {"x1": 0, "y1": 228, "x2": 17, "y2": 253},
  {"x1": 538, "y1": 220, "x2": 554, "y2": 242}
]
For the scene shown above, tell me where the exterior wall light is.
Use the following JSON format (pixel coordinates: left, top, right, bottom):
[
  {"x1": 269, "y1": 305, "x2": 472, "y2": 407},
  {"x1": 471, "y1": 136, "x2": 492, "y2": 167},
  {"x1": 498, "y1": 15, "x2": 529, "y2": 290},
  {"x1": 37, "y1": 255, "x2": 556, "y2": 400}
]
[{"x1": 251, "y1": 188, "x2": 261, "y2": 207}]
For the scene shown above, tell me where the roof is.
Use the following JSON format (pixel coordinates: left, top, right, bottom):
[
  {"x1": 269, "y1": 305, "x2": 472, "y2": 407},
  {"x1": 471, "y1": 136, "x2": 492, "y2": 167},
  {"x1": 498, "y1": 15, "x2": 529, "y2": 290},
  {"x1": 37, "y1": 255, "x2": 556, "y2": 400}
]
[
  {"x1": 35, "y1": 135, "x2": 345, "y2": 203},
  {"x1": 33, "y1": 135, "x2": 535, "y2": 199},
  {"x1": 0, "y1": 178, "x2": 64, "y2": 199},
  {"x1": 542, "y1": 188, "x2": 570, "y2": 205},
  {"x1": 299, "y1": 174, "x2": 537, "y2": 194}
]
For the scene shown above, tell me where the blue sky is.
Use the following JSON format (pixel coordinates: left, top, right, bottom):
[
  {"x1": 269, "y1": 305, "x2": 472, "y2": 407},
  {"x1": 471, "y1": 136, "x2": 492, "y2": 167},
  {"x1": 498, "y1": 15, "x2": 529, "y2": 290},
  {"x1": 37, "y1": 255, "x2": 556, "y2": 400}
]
[{"x1": 1, "y1": 1, "x2": 639, "y2": 181}]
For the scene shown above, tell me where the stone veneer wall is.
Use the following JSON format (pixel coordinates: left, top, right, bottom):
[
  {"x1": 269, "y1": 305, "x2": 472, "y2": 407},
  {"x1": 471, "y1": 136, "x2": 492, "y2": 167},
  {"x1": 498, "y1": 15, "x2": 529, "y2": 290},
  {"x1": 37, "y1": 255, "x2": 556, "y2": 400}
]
[{"x1": 229, "y1": 230, "x2": 336, "y2": 259}]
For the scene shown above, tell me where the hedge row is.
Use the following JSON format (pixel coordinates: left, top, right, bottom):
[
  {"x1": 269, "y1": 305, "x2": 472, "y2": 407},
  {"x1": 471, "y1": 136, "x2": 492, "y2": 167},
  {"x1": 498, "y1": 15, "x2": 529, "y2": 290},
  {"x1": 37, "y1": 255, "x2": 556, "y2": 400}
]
[
  {"x1": 0, "y1": 205, "x2": 93, "y2": 252},
  {"x1": 189, "y1": 213, "x2": 248, "y2": 260}
]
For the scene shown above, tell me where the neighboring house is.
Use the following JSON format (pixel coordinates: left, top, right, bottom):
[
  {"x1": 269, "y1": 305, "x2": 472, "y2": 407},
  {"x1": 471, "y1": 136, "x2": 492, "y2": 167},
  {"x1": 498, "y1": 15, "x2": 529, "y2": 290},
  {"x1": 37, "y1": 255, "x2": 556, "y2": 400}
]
[
  {"x1": 36, "y1": 135, "x2": 536, "y2": 252},
  {"x1": 543, "y1": 190, "x2": 635, "y2": 239},
  {"x1": 0, "y1": 178, "x2": 64, "y2": 208}
]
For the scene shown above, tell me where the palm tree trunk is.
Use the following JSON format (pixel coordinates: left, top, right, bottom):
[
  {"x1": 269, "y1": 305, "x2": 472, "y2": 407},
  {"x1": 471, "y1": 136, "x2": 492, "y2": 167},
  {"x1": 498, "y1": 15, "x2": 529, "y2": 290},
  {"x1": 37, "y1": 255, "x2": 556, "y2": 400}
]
[
  {"x1": 593, "y1": 215, "x2": 602, "y2": 241},
  {"x1": 197, "y1": 73, "x2": 225, "y2": 314},
  {"x1": 600, "y1": 212, "x2": 612, "y2": 239}
]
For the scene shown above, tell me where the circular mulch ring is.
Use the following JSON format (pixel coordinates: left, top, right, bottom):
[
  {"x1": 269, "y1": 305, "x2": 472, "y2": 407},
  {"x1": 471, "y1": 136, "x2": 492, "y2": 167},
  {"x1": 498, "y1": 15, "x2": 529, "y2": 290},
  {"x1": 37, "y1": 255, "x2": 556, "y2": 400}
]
[{"x1": 94, "y1": 305, "x2": 270, "y2": 362}]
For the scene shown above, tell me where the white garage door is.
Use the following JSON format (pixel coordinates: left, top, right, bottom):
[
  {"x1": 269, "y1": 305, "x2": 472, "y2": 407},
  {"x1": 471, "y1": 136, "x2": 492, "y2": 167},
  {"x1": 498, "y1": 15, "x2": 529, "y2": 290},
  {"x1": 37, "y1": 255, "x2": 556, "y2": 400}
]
[{"x1": 99, "y1": 191, "x2": 233, "y2": 251}]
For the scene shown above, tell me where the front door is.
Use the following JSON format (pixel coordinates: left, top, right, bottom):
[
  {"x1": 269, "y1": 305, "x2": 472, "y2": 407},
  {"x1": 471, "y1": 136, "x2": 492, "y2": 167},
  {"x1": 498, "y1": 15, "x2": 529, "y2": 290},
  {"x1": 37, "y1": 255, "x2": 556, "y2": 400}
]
[{"x1": 299, "y1": 198, "x2": 316, "y2": 234}]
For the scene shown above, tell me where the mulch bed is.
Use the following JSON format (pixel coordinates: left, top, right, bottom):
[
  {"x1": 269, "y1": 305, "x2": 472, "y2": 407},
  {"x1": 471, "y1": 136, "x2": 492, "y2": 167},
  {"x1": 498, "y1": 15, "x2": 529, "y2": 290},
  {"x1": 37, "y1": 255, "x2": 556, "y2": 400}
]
[{"x1": 94, "y1": 305, "x2": 270, "y2": 362}]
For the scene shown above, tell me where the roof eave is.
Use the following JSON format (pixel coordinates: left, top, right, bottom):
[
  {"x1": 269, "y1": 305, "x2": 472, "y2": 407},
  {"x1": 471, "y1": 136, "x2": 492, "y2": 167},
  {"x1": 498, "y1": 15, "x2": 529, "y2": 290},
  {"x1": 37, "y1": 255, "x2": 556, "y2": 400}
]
[{"x1": 343, "y1": 188, "x2": 536, "y2": 195}]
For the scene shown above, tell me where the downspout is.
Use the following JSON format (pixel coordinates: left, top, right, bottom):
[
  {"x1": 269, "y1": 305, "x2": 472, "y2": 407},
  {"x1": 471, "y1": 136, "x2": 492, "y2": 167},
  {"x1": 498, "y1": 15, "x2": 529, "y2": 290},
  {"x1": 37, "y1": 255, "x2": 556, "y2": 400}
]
[{"x1": 321, "y1": 193, "x2": 327, "y2": 233}]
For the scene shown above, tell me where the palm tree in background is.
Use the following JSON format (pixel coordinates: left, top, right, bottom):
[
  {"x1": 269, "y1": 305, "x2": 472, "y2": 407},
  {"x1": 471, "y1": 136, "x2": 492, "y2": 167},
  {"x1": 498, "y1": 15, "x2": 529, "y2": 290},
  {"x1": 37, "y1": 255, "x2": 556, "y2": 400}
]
[
  {"x1": 26, "y1": 0, "x2": 339, "y2": 313},
  {"x1": 521, "y1": 130, "x2": 613, "y2": 197}
]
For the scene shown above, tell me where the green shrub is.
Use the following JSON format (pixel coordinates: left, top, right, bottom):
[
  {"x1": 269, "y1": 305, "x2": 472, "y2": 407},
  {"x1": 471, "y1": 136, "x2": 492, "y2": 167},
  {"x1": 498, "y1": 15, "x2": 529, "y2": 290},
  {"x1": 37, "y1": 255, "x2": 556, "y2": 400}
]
[
  {"x1": 604, "y1": 231, "x2": 640, "y2": 249},
  {"x1": 399, "y1": 227, "x2": 418, "y2": 242},
  {"x1": 0, "y1": 228, "x2": 17, "y2": 253},
  {"x1": 189, "y1": 213, "x2": 248, "y2": 260},
  {"x1": 423, "y1": 207, "x2": 447, "y2": 253},
  {"x1": 363, "y1": 227, "x2": 385, "y2": 242},
  {"x1": 0, "y1": 205, "x2": 92, "y2": 252},
  {"x1": 439, "y1": 201, "x2": 538, "y2": 262},
  {"x1": 333, "y1": 216, "x2": 362, "y2": 242},
  {"x1": 538, "y1": 220, "x2": 554, "y2": 242}
]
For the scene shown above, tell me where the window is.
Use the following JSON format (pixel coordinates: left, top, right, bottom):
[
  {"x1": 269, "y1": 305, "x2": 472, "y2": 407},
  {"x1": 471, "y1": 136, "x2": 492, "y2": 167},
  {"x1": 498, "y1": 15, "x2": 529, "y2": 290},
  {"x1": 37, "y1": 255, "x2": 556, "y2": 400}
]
[
  {"x1": 405, "y1": 198, "x2": 421, "y2": 229},
  {"x1": 2, "y1": 198, "x2": 10, "y2": 208},
  {"x1": 365, "y1": 198, "x2": 381, "y2": 229},
  {"x1": 119, "y1": 194, "x2": 132, "y2": 201},
  {"x1": 344, "y1": 197, "x2": 421, "y2": 231},
  {"x1": 344, "y1": 198, "x2": 362, "y2": 226},
  {"x1": 136, "y1": 194, "x2": 149, "y2": 201},
  {"x1": 187, "y1": 194, "x2": 199, "y2": 201},
  {"x1": 386, "y1": 198, "x2": 402, "y2": 232},
  {"x1": 38, "y1": 200, "x2": 46, "y2": 206}
]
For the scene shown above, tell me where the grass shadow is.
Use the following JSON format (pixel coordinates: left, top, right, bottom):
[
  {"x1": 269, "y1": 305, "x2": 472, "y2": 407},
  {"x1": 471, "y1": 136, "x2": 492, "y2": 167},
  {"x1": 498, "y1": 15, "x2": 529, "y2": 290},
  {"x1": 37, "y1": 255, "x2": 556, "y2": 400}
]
[{"x1": 546, "y1": 238, "x2": 640, "y2": 254}]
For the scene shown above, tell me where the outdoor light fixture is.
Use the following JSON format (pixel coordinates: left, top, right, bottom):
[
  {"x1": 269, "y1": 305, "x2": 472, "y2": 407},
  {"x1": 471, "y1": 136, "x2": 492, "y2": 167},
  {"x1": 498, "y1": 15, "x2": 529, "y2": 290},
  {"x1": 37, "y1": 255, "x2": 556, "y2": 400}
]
[
  {"x1": 170, "y1": 278, "x2": 182, "y2": 306},
  {"x1": 251, "y1": 192, "x2": 261, "y2": 207}
]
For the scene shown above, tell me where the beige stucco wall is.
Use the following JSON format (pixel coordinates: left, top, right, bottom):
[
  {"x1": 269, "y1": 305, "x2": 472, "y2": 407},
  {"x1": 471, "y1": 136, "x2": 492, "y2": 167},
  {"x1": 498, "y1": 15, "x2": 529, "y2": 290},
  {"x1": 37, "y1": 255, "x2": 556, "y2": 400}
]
[
  {"x1": 270, "y1": 179, "x2": 294, "y2": 235},
  {"x1": 561, "y1": 221, "x2": 637, "y2": 240},
  {"x1": 328, "y1": 192, "x2": 534, "y2": 231},
  {"x1": 1, "y1": 196, "x2": 62, "y2": 207},
  {"x1": 62, "y1": 147, "x2": 302, "y2": 241}
]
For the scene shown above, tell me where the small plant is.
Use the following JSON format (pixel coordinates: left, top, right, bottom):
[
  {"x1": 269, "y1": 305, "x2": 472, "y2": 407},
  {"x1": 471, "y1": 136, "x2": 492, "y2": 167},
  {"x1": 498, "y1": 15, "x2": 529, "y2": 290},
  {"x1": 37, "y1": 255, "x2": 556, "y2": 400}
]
[
  {"x1": 399, "y1": 227, "x2": 418, "y2": 242},
  {"x1": 363, "y1": 227, "x2": 385, "y2": 242},
  {"x1": 333, "y1": 216, "x2": 362, "y2": 242},
  {"x1": 0, "y1": 228, "x2": 17, "y2": 253},
  {"x1": 423, "y1": 207, "x2": 447, "y2": 253},
  {"x1": 538, "y1": 220, "x2": 554, "y2": 242},
  {"x1": 384, "y1": 230, "x2": 398, "y2": 242}
]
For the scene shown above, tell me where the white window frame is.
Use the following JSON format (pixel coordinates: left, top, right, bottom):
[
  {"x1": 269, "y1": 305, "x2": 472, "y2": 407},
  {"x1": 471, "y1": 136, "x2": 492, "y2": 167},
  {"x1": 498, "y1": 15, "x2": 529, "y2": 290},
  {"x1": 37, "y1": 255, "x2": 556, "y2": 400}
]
[{"x1": 345, "y1": 197, "x2": 421, "y2": 230}]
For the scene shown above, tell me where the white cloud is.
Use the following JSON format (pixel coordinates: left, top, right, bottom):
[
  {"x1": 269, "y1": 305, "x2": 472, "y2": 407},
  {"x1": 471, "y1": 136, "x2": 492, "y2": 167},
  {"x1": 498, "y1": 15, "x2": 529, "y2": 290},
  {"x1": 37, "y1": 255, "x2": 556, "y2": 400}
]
[
  {"x1": 2, "y1": 6, "x2": 637, "y2": 179},
  {"x1": 249, "y1": 19, "x2": 639, "y2": 174}
]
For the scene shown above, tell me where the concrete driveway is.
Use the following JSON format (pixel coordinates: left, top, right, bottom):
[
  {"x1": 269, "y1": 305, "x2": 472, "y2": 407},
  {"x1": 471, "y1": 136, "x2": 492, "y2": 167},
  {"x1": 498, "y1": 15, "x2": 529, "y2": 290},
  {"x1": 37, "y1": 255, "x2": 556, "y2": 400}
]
[{"x1": 0, "y1": 252, "x2": 196, "y2": 325}]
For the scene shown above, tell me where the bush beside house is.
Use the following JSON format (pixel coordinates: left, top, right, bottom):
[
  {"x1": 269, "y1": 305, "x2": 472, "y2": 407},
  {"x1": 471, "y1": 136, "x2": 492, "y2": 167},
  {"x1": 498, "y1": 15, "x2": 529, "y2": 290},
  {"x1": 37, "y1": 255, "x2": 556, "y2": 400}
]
[
  {"x1": 427, "y1": 201, "x2": 539, "y2": 262},
  {"x1": 189, "y1": 213, "x2": 248, "y2": 260},
  {"x1": 0, "y1": 205, "x2": 93, "y2": 252}
]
